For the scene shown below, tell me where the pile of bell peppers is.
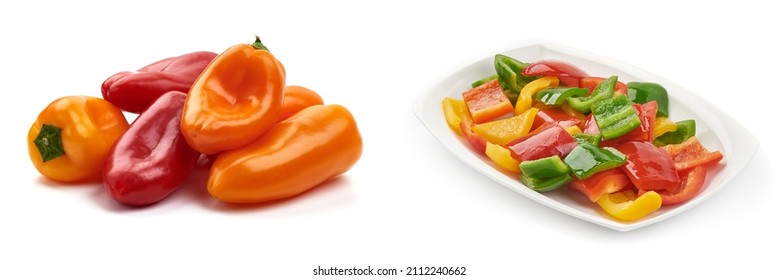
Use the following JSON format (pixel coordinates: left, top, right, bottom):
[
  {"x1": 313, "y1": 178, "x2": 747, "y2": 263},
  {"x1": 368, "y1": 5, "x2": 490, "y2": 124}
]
[
  {"x1": 27, "y1": 36, "x2": 363, "y2": 207},
  {"x1": 442, "y1": 54, "x2": 723, "y2": 221}
]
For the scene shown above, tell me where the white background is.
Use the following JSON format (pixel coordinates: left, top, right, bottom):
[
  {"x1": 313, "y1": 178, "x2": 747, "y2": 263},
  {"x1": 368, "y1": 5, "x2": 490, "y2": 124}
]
[{"x1": 2, "y1": 1, "x2": 776, "y2": 279}]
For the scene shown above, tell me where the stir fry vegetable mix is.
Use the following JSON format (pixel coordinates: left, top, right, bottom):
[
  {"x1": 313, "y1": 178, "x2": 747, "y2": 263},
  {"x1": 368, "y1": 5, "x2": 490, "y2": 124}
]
[
  {"x1": 442, "y1": 55, "x2": 723, "y2": 221},
  {"x1": 28, "y1": 36, "x2": 363, "y2": 207}
]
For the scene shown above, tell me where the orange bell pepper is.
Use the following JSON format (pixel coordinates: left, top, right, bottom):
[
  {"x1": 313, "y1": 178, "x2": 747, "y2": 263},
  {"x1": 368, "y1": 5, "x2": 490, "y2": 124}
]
[
  {"x1": 208, "y1": 104, "x2": 363, "y2": 203},
  {"x1": 27, "y1": 96, "x2": 129, "y2": 182},
  {"x1": 462, "y1": 79, "x2": 513, "y2": 124},
  {"x1": 279, "y1": 85, "x2": 324, "y2": 120},
  {"x1": 181, "y1": 36, "x2": 286, "y2": 154}
]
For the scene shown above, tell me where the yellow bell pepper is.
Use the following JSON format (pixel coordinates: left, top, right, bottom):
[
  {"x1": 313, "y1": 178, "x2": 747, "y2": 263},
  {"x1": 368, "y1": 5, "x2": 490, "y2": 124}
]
[
  {"x1": 564, "y1": 125, "x2": 582, "y2": 135},
  {"x1": 515, "y1": 76, "x2": 559, "y2": 114},
  {"x1": 442, "y1": 97, "x2": 471, "y2": 135},
  {"x1": 653, "y1": 117, "x2": 678, "y2": 138},
  {"x1": 596, "y1": 189, "x2": 662, "y2": 221},
  {"x1": 485, "y1": 142, "x2": 520, "y2": 173},
  {"x1": 472, "y1": 108, "x2": 538, "y2": 145}
]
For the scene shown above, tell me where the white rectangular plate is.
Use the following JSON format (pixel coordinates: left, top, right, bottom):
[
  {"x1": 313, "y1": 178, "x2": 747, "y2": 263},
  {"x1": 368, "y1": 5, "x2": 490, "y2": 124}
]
[{"x1": 413, "y1": 43, "x2": 759, "y2": 231}]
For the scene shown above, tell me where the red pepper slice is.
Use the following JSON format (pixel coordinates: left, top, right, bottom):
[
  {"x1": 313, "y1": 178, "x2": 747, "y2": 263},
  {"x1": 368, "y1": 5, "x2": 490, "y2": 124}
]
[
  {"x1": 102, "y1": 51, "x2": 217, "y2": 113},
  {"x1": 505, "y1": 123, "x2": 578, "y2": 162},
  {"x1": 569, "y1": 168, "x2": 631, "y2": 202},
  {"x1": 653, "y1": 166, "x2": 707, "y2": 205},
  {"x1": 581, "y1": 77, "x2": 628, "y2": 95},
  {"x1": 103, "y1": 91, "x2": 201, "y2": 206},
  {"x1": 661, "y1": 136, "x2": 724, "y2": 171},
  {"x1": 522, "y1": 60, "x2": 588, "y2": 87},
  {"x1": 616, "y1": 141, "x2": 681, "y2": 192},
  {"x1": 530, "y1": 108, "x2": 584, "y2": 131},
  {"x1": 460, "y1": 120, "x2": 487, "y2": 154}
]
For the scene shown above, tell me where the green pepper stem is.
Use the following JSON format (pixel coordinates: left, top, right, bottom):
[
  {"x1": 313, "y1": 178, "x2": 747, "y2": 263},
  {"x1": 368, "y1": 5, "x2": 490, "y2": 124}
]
[
  {"x1": 33, "y1": 124, "x2": 65, "y2": 162},
  {"x1": 252, "y1": 36, "x2": 269, "y2": 51}
]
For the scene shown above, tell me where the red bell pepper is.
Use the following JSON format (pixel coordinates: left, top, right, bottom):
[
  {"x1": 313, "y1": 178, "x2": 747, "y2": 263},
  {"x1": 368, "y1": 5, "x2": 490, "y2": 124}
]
[
  {"x1": 530, "y1": 108, "x2": 584, "y2": 131},
  {"x1": 101, "y1": 51, "x2": 218, "y2": 113},
  {"x1": 505, "y1": 123, "x2": 578, "y2": 162},
  {"x1": 522, "y1": 60, "x2": 588, "y2": 87},
  {"x1": 652, "y1": 166, "x2": 707, "y2": 205},
  {"x1": 569, "y1": 168, "x2": 630, "y2": 202},
  {"x1": 616, "y1": 141, "x2": 681, "y2": 192},
  {"x1": 581, "y1": 77, "x2": 628, "y2": 95},
  {"x1": 460, "y1": 120, "x2": 487, "y2": 154},
  {"x1": 103, "y1": 91, "x2": 201, "y2": 206},
  {"x1": 661, "y1": 136, "x2": 724, "y2": 171}
]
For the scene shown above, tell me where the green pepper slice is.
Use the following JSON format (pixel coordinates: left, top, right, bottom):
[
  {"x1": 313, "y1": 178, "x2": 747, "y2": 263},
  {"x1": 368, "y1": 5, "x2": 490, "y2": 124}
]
[
  {"x1": 628, "y1": 82, "x2": 670, "y2": 117},
  {"x1": 534, "y1": 87, "x2": 588, "y2": 106},
  {"x1": 567, "y1": 76, "x2": 618, "y2": 114},
  {"x1": 653, "y1": 119, "x2": 696, "y2": 147},
  {"x1": 592, "y1": 95, "x2": 642, "y2": 140},
  {"x1": 564, "y1": 142, "x2": 627, "y2": 180},
  {"x1": 471, "y1": 74, "x2": 498, "y2": 88},
  {"x1": 494, "y1": 54, "x2": 535, "y2": 105},
  {"x1": 519, "y1": 155, "x2": 570, "y2": 178},
  {"x1": 572, "y1": 133, "x2": 601, "y2": 147},
  {"x1": 520, "y1": 173, "x2": 573, "y2": 192}
]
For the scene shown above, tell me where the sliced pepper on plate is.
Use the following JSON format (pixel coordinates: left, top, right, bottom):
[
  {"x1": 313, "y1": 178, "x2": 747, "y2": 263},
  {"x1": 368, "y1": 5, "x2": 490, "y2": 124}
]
[
  {"x1": 563, "y1": 142, "x2": 627, "y2": 180},
  {"x1": 596, "y1": 189, "x2": 662, "y2": 221},
  {"x1": 519, "y1": 155, "x2": 570, "y2": 178},
  {"x1": 531, "y1": 108, "x2": 583, "y2": 131},
  {"x1": 534, "y1": 87, "x2": 588, "y2": 107},
  {"x1": 505, "y1": 123, "x2": 578, "y2": 163},
  {"x1": 460, "y1": 120, "x2": 488, "y2": 154},
  {"x1": 653, "y1": 117, "x2": 678, "y2": 139},
  {"x1": 569, "y1": 168, "x2": 630, "y2": 202},
  {"x1": 580, "y1": 76, "x2": 628, "y2": 95},
  {"x1": 591, "y1": 95, "x2": 642, "y2": 141},
  {"x1": 494, "y1": 54, "x2": 535, "y2": 104},
  {"x1": 462, "y1": 79, "x2": 514, "y2": 124},
  {"x1": 654, "y1": 119, "x2": 695, "y2": 147},
  {"x1": 652, "y1": 165, "x2": 707, "y2": 205},
  {"x1": 102, "y1": 51, "x2": 218, "y2": 113},
  {"x1": 181, "y1": 36, "x2": 286, "y2": 154},
  {"x1": 567, "y1": 75, "x2": 618, "y2": 114},
  {"x1": 628, "y1": 82, "x2": 670, "y2": 118},
  {"x1": 28, "y1": 96, "x2": 130, "y2": 182},
  {"x1": 515, "y1": 76, "x2": 560, "y2": 115},
  {"x1": 522, "y1": 60, "x2": 588, "y2": 87},
  {"x1": 616, "y1": 141, "x2": 681, "y2": 192},
  {"x1": 485, "y1": 142, "x2": 521, "y2": 173},
  {"x1": 472, "y1": 108, "x2": 538, "y2": 145},
  {"x1": 520, "y1": 173, "x2": 573, "y2": 192},
  {"x1": 442, "y1": 97, "x2": 470, "y2": 135},
  {"x1": 471, "y1": 74, "x2": 498, "y2": 88},
  {"x1": 661, "y1": 136, "x2": 724, "y2": 171}
]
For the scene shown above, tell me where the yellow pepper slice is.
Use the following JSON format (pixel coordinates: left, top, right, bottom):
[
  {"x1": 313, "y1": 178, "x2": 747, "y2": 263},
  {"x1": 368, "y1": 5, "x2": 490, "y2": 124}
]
[
  {"x1": 473, "y1": 108, "x2": 538, "y2": 145},
  {"x1": 653, "y1": 117, "x2": 678, "y2": 138},
  {"x1": 442, "y1": 97, "x2": 471, "y2": 135},
  {"x1": 485, "y1": 142, "x2": 520, "y2": 173},
  {"x1": 596, "y1": 189, "x2": 662, "y2": 221},
  {"x1": 565, "y1": 125, "x2": 582, "y2": 135},
  {"x1": 515, "y1": 76, "x2": 559, "y2": 114}
]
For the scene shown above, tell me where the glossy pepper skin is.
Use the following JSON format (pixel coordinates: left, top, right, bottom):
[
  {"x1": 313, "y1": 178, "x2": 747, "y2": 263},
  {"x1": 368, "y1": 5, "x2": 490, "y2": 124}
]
[
  {"x1": 28, "y1": 96, "x2": 129, "y2": 182},
  {"x1": 208, "y1": 104, "x2": 362, "y2": 203},
  {"x1": 181, "y1": 37, "x2": 285, "y2": 154},
  {"x1": 279, "y1": 85, "x2": 324, "y2": 120},
  {"x1": 103, "y1": 91, "x2": 200, "y2": 206},
  {"x1": 102, "y1": 51, "x2": 217, "y2": 113}
]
